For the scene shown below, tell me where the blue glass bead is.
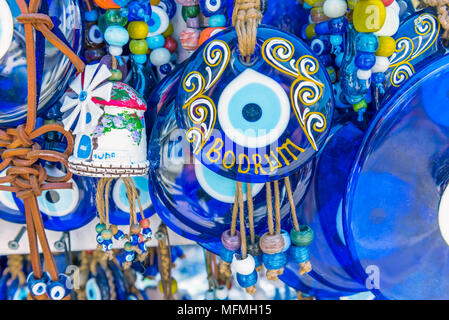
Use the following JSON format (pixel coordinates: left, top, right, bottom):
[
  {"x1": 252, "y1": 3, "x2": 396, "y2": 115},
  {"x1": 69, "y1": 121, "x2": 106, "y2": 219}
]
[
  {"x1": 101, "y1": 239, "x2": 113, "y2": 252},
  {"x1": 220, "y1": 246, "x2": 235, "y2": 263},
  {"x1": 263, "y1": 251, "x2": 288, "y2": 270},
  {"x1": 319, "y1": 54, "x2": 332, "y2": 67},
  {"x1": 236, "y1": 269, "x2": 258, "y2": 288},
  {"x1": 328, "y1": 16, "x2": 347, "y2": 34},
  {"x1": 96, "y1": 233, "x2": 104, "y2": 245},
  {"x1": 209, "y1": 14, "x2": 227, "y2": 27},
  {"x1": 159, "y1": 0, "x2": 177, "y2": 19},
  {"x1": 289, "y1": 245, "x2": 310, "y2": 264},
  {"x1": 133, "y1": 53, "x2": 148, "y2": 64},
  {"x1": 200, "y1": 0, "x2": 225, "y2": 17},
  {"x1": 114, "y1": 230, "x2": 125, "y2": 241},
  {"x1": 330, "y1": 34, "x2": 343, "y2": 46},
  {"x1": 355, "y1": 52, "x2": 376, "y2": 70},
  {"x1": 355, "y1": 33, "x2": 378, "y2": 53},
  {"x1": 26, "y1": 272, "x2": 50, "y2": 297},
  {"x1": 130, "y1": 234, "x2": 140, "y2": 246},
  {"x1": 84, "y1": 9, "x2": 99, "y2": 22},
  {"x1": 159, "y1": 63, "x2": 173, "y2": 75},
  {"x1": 147, "y1": 35, "x2": 166, "y2": 49},
  {"x1": 46, "y1": 274, "x2": 70, "y2": 300},
  {"x1": 310, "y1": 37, "x2": 330, "y2": 55},
  {"x1": 104, "y1": 26, "x2": 129, "y2": 47},
  {"x1": 253, "y1": 253, "x2": 263, "y2": 267},
  {"x1": 138, "y1": 241, "x2": 147, "y2": 252},
  {"x1": 113, "y1": 0, "x2": 130, "y2": 7},
  {"x1": 315, "y1": 21, "x2": 330, "y2": 35},
  {"x1": 125, "y1": 251, "x2": 136, "y2": 262},
  {"x1": 128, "y1": 0, "x2": 152, "y2": 22},
  {"x1": 142, "y1": 227, "x2": 152, "y2": 239},
  {"x1": 372, "y1": 72, "x2": 385, "y2": 84},
  {"x1": 150, "y1": 47, "x2": 171, "y2": 66}
]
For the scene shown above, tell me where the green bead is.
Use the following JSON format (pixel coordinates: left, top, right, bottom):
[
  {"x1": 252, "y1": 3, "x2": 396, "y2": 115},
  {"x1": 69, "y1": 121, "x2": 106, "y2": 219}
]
[
  {"x1": 97, "y1": 14, "x2": 107, "y2": 34},
  {"x1": 124, "y1": 241, "x2": 133, "y2": 251},
  {"x1": 109, "y1": 69, "x2": 122, "y2": 81},
  {"x1": 290, "y1": 225, "x2": 314, "y2": 247},
  {"x1": 105, "y1": 9, "x2": 127, "y2": 26},
  {"x1": 129, "y1": 39, "x2": 148, "y2": 55},
  {"x1": 182, "y1": 5, "x2": 200, "y2": 21},
  {"x1": 353, "y1": 99, "x2": 367, "y2": 112},
  {"x1": 101, "y1": 229, "x2": 113, "y2": 240},
  {"x1": 95, "y1": 223, "x2": 106, "y2": 234}
]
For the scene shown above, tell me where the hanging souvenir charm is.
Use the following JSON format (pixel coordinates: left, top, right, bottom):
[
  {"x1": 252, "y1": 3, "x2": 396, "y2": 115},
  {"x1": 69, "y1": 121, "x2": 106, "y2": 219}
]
[{"x1": 61, "y1": 63, "x2": 149, "y2": 177}]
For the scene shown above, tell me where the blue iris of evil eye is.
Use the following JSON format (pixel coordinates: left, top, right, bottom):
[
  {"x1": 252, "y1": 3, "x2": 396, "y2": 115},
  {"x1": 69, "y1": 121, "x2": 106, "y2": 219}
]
[
  {"x1": 200, "y1": 0, "x2": 225, "y2": 17},
  {"x1": 218, "y1": 69, "x2": 290, "y2": 149},
  {"x1": 37, "y1": 181, "x2": 79, "y2": 217},
  {"x1": 194, "y1": 159, "x2": 263, "y2": 203},
  {"x1": 85, "y1": 278, "x2": 101, "y2": 300}
]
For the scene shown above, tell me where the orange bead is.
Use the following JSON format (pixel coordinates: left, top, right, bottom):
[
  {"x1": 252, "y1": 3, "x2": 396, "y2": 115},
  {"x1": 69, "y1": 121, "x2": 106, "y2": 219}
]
[
  {"x1": 94, "y1": 0, "x2": 120, "y2": 9},
  {"x1": 198, "y1": 27, "x2": 226, "y2": 46}
]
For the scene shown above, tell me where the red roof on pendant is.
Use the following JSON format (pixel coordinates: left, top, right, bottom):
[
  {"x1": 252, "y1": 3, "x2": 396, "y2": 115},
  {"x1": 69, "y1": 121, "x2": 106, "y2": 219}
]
[{"x1": 92, "y1": 82, "x2": 147, "y2": 111}]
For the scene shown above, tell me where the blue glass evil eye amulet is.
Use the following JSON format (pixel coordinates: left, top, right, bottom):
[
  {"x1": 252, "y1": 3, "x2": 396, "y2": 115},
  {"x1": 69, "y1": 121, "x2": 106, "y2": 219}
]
[{"x1": 176, "y1": 26, "x2": 334, "y2": 183}]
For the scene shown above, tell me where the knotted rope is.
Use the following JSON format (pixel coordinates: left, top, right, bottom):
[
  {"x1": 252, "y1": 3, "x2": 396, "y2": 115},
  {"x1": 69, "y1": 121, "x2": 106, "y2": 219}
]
[
  {"x1": 156, "y1": 223, "x2": 174, "y2": 300},
  {"x1": 232, "y1": 0, "x2": 263, "y2": 60},
  {"x1": 0, "y1": 0, "x2": 85, "y2": 299}
]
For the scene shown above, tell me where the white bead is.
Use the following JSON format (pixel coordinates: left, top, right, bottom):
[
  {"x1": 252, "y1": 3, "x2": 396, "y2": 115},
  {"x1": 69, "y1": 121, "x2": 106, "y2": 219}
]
[
  {"x1": 108, "y1": 45, "x2": 122, "y2": 56},
  {"x1": 371, "y1": 56, "x2": 390, "y2": 73},
  {"x1": 150, "y1": 47, "x2": 171, "y2": 66},
  {"x1": 374, "y1": 7, "x2": 400, "y2": 37},
  {"x1": 357, "y1": 69, "x2": 372, "y2": 80},
  {"x1": 323, "y1": 0, "x2": 348, "y2": 18},
  {"x1": 231, "y1": 254, "x2": 255, "y2": 275},
  {"x1": 205, "y1": 290, "x2": 215, "y2": 300},
  {"x1": 388, "y1": 0, "x2": 400, "y2": 16},
  {"x1": 215, "y1": 286, "x2": 228, "y2": 300}
]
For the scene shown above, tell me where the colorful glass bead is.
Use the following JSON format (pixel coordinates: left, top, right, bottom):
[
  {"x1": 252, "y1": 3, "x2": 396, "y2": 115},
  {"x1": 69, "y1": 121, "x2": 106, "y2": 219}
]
[
  {"x1": 147, "y1": 34, "x2": 166, "y2": 49},
  {"x1": 129, "y1": 39, "x2": 149, "y2": 55},
  {"x1": 280, "y1": 230, "x2": 291, "y2": 252},
  {"x1": 109, "y1": 68, "x2": 123, "y2": 81},
  {"x1": 150, "y1": 47, "x2": 171, "y2": 66},
  {"x1": 163, "y1": 36, "x2": 178, "y2": 53},
  {"x1": 96, "y1": 233, "x2": 104, "y2": 244},
  {"x1": 162, "y1": 22, "x2": 174, "y2": 37},
  {"x1": 209, "y1": 14, "x2": 227, "y2": 27},
  {"x1": 114, "y1": 229, "x2": 125, "y2": 240},
  {"x1": 260, "y1": 233, "x2": 284, "y2": 254},
  {"x1": 215, "y1": 285, "x2": 228, "y2": 300},
  {"x1": 104, "y1": 25, "x2": 129, "y2": 47},
  {"x1": 94, "y1": 0, "x2": 120, "y2": 9},
  {"x1": 355, "y1": 33, "x2": 379, "y2": 53},
  {"x1": 105, "y1": 9, "x2": 127, "y2": 26},
  {"x1": 353, "y1": 0, "x2": 386, "y2": 33},
  {"x1": 159, "y1": 0, "x2": 177, "y2": 19},
  {"x1": 27, "y1": 272, "x2": 50, "y2": 297},
  {"x1": 127, "y1": 0, "x2": 152, "y2": 22},
  {"x1": 375, "y1": 36, "x2": 395, "y2": 56},
  {"x1": 221, "y1": 230, "x2": 241, "y2": 251},
  {"x1": 198, "y1": 27, "x2": 225, "y2": 46},
  {"x1": 186, "y1": 17, "x2": 200, "y2": 28},
  {"x1": 262, "y1": 251, "x2": 288, "y2": 270},
  {"x1": 101, "y1": 239, "x2": 113, "y2": 251},
  {"x1": 95, "y1": 223, "x2": 106, "y2": 234},
  {"x1": 180, "y1": 28, "x2": 200, "y2": 51},
  {"x1": 355, "y1": 52, "x2": 376, "y2": 70},
  {"x1": 147, "y1": 6, "x2": 170, "y2": 36},
  {"x1": 46, "y1": 274, "x2": 70, "y2": 300},
  {"x1": 289, "y1": 245, "x2": 310, "y2": 264},
  {"x1": 231, "y1": 254, "x2": 256, "y2": 275},
  {"x1": 200, "y1": 0, "x2": 225, "y2": 16},
  {"x1": 85, "y1": 9, "x2": 99, "y2": 22},
  {"x1": 371, "y1": 55, "x2": 390, "y2": 73},
  {"x1": 374, "y1": 6, "x2": 399, "y2": 37},
  {"x1": 101, "y1": 229, "x2": 113, "y2": 240},
  {"x1": 236, "y1": 269, "x2": 258, "y2": 288},
  {"x1": 290, "y1": 225, "x2": 314, "y2": 247},
  {"x1": 322, "y1": 0, "x2": 347, "y2": 18},
  {"x1": 182, "y1": 5, "x2": 200, "y2": 20},
  {"x1": 310, "y1": 7, "x2": 329, "y2": 23},
  {"x1": 128, "y1": 21, "x2": 150, "y2": 39},
  {"x1": 142, "y1": 227, "x2": 152, "y2": 239}
]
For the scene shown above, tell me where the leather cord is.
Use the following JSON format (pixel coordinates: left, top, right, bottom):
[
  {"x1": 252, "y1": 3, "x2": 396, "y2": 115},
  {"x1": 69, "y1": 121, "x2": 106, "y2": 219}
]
[{"x1": 0, "y1": 0, "x2": 85, "y2": 299}]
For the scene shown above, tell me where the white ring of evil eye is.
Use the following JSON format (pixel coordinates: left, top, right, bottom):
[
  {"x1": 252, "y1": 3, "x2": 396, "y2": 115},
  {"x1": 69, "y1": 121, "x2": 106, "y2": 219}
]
[
  {"x1": 206, "y1": 0, "x2": 221, "y2": 12},
  {"x1": 0, "y1": 0, "x2": 14, "y2": 60},
  {"x1": 112, "y1": 177, "x2": 152, "y2": 213},
  {"x1": 194, "y1": 158, "x2": 264, "y2": 203},
  {"x1": 88, "y1": 24, "x2": 104, "y2": 44},
  {"x1": 85, "y1": 278, "x2": 101, "y2": 300},
  {"x1": 31, "y1": 281, "x2": 47, "y2": 296},
  {"x1": 217, "y1": 68, "x2": 291, "y2": 148},
  {"x1": 0, "y1": 169, "x2": 20, "y2": 211},
  {"x1": 48, "y1": 283, "x2": 66, "y2": 300},
  {"x1": 147, "y1": 6, "x2": 169, "y2": 37}
]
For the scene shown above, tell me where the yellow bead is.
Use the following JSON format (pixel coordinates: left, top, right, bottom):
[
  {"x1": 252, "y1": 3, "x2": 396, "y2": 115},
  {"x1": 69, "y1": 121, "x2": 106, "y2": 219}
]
[
  {"x1": 353, "y1": 0, "x2": 386, "y2": 33},
  {"x1": 304, "y1": 0, "x2": 324, "y2": 7},
  {"x1": 158, "y1": 278, "x2": 177, "y2": 294},
  {"x1": 305, "y1": 24, "x2": 316, "y2": 39},
  {"x1": 129, "y1": 39, "x2": 148, "y2": 55},
  {"x1": 150, "y1": 0, "x2": 160, "y2": 4},
  {"x1": 127, "y1": 21, "x2": 149, "y2": 39},
  {"x1": 162, "y1": 22, "x2": 174, "y2": 37},
  {"x1": 375, "y1": 36, "x2": 396, "y2": 56}
]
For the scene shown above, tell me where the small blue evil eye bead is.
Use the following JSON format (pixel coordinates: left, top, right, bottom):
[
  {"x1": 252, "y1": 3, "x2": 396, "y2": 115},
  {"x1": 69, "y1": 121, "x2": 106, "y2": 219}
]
[
  {"x1": 209, "y1": 14, "x2": 227, "y2": 27},
  {"x1": 114, "y1": 229, "x2": 125, "y2": 241},
  {"x1": 147, "y1": 34, "x2": 165, "y2": 49},
  {"x1": 288, "y1": 245, "x2": 310, "y2": 264},
  {"x1": 329, "y1": 16, "x2": 348, "y2": 34},
  {"x1": 138, "y1": 241, "x2": 147, "y2": 253},
  {"x1": 236, "y1": 269, "x2": 258, "y2": 288},
  {"x1": 355, "y1": 33, "x2": 379, "y2": 53},
  {"x1": 101, "y1": 239, "x2": 113, "y2": 252},
  {"x1": 96, "y1": 233, "x2": 104, "y2": 245},
  {"x1": 310, "y1": 38, "x2": 328, "y2": 56},
  {"x1": 130, "y1": 234, "x2": 140, "y2": 246},
  {"x1": 26, "y1": 272, "x2": 50, "y2": 296},
  {"x1": 133, "y1": 54, "x2": 147, "y2": 64},
  {"x1": 200, "y1": 0, "x2": 225, "y2": 17},
  {"x1": 84, "y1": 9, "x2": 99, "y2": 22},
  {"x1": 125, "y1": 251, "x2": 136, "y2": 262},
  {"x1": 47, "y1": 274, "x2": 70, "y2": 300},
  {"x1": 127, "y1": 0, "x2": 152, "y2": 22},
  {"x1": 355, "y1": 52, "x2": 376, "y2": 70},
  {"x1": 158, "y1": 62, "x2": 174, "y2": 78},
  {"x1": 142, "y1": 227, "x2": 152, "y2": 240}
]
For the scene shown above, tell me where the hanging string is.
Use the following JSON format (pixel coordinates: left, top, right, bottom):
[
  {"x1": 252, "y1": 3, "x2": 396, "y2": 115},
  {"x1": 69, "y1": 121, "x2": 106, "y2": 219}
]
[
  {"x1": 230, "y1": 187, "x2": 239, "y2": 236},
  {"x1": 236, "y1": 182, "x2": 247, "y2": 259},
  {"x1": 266, "y1": 182, "x2": 274, "y2": 235},
  {"x1": 3, "y1": 255, "x2": 26, "y2": 286},
  {"x1": 156, "y1": 223, "x2": 174, "y2": 300},
  {"x1": 232, "y1": 0, "x2": 263, "y2": 60},
  {"x1": 273, "y1": 180, "x2": 282, "y2": 235},
  {"x1": 284, "y1": 176, "x2": 299, "y2": 232},
  {"x1": 246, "y1": 183, "x2": 256, "y2": 244}
]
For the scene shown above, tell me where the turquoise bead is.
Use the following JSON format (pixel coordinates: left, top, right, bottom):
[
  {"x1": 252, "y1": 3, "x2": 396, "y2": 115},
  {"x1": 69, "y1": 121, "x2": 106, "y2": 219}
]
[
  {"x1": 133, "y1": 54, "x2": 147, "y2": 64},
  {"x1": 146, "y1": 35, "x2": 166, "y2": 50},
  {"x1": 150, "y1": 47, "x2": 171, "y2": 66},
  {"x1": 355, "y1": 33, "x2": 379, "y2": 53},
  {"x1": 104, "y1": 26, "x2": 129, "y2": 47},
  {"x1": 209, "y1": 14, "x2": 226, "y2": 27},
  {"x1": 84, "y1": 9, "x2": 99, "y2": 22},
  {"x1": 288, "y1": 245, "x2": 310, "y2": 264},
  {"x1": 290, "y1": 225, "x2": 314, "y2": 247}
]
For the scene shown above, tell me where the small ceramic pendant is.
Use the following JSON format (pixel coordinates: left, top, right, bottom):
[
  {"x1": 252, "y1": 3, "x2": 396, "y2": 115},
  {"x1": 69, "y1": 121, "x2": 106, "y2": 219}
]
[{"x1": 176, "y1": 26, "x2": 333, "y2": 183}]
